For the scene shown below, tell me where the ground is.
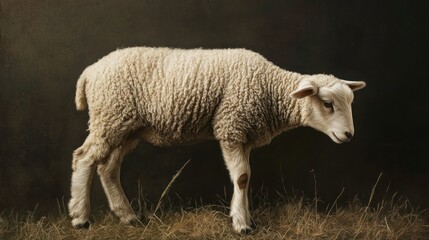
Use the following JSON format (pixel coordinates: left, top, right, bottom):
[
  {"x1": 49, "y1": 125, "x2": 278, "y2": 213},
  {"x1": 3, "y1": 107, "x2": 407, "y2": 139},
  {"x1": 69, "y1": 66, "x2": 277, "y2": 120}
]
[{"x1": 0, "y1": 194, "x2": 426, "y2": 240}]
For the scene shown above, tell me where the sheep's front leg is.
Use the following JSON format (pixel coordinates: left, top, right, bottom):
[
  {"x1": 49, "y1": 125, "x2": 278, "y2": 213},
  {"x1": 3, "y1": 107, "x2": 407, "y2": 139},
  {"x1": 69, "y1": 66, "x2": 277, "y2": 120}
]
[{"x1": 221, "y1": 142, "x2": 252, "y2": 234}]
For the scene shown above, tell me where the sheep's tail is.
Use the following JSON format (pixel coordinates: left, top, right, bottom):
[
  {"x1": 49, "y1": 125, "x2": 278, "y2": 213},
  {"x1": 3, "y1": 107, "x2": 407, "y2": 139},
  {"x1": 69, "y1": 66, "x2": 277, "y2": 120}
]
[{"x1": 75, "y1": 71, "x2": 88, "y2": 111}]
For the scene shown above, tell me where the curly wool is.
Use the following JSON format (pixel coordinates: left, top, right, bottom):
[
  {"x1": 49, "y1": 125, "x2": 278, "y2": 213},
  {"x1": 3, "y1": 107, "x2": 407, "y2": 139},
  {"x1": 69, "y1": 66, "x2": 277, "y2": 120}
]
[{"x1": 76, "y1": 47, "x2": 309, "y2": 149}]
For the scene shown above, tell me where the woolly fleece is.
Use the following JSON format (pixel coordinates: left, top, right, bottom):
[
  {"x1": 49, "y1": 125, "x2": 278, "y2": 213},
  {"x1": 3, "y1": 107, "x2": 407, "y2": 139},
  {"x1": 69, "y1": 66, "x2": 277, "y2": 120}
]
[{"x1": 76, "y1": 47, "x2": 311, "y2": 149}]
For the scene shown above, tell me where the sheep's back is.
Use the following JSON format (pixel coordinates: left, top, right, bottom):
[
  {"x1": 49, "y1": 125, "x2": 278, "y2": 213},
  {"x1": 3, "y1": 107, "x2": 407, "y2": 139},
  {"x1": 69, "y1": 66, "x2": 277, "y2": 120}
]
[{"x1": 84, "y1": 47, "x2": 271, "y2": 146}]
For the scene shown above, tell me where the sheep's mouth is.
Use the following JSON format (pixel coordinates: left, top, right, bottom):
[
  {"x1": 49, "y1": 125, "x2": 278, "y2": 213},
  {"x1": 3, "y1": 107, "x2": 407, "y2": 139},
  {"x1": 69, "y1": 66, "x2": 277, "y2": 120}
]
[{"x1": 332, "y1": 132, "x2": 344, "y2": 143}]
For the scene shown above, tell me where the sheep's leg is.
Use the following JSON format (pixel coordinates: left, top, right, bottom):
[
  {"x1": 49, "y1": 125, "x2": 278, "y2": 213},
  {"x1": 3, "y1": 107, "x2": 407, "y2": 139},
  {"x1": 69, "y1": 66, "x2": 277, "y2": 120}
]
[
  {"x1": 97, "y1": 139, "x2": 140, "y2": 224},
  {"x1": 221, "y1": 142, "x2": 252, "y2": 234},
  {"x1": 69, "y1": 137, "x2": 111, "y2": 228}
]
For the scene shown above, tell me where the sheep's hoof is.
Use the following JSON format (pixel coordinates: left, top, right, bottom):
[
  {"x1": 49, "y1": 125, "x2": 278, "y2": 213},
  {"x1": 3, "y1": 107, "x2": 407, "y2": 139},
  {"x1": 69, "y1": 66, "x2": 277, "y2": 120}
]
[
  {"x1": 234, "y1": 223, "x2": 255, "y2": 235},
  {"x1": 240, "y1": 227, "x2": 254, "y2": 235},
  {"x1": 75, "y1": 221, "x2": 90, "y2": 229}
]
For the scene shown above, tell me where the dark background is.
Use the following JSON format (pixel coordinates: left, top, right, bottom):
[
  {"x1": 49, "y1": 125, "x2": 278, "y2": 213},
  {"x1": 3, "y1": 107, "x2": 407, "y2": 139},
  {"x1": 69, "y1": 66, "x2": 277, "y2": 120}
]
[{"x1": 1, "y1": 0, "x2": 428, "y2": 216}]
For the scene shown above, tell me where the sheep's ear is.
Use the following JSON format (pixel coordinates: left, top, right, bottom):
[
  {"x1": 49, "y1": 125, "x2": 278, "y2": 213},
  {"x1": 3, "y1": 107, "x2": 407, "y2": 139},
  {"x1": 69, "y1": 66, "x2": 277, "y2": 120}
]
[
  {"x1": 342, "y1": 80, "x2": 366, "y2": 91},
  {"x1": 290, "y1": 81, "x2": 318, "y2": 99}
]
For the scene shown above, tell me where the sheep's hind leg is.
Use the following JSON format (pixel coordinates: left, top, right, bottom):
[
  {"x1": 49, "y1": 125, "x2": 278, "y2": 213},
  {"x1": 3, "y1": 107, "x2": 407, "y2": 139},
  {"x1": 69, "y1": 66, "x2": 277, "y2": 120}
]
[
  {"x1": 69, "y1": 136, "x2": 111, "y2": 228},
  {"x1": 220, "y1": 142, "x2": 253, "y2": 234},
  {"x1": 97, "y1": 139, "x2": 142, "y2": 225}
]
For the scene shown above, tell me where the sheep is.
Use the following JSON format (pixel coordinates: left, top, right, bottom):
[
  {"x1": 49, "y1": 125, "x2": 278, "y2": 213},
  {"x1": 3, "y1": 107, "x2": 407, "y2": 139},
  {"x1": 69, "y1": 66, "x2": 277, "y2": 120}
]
[{"x1": 68, "y1": 47, "x2": 366, "y2": 233}]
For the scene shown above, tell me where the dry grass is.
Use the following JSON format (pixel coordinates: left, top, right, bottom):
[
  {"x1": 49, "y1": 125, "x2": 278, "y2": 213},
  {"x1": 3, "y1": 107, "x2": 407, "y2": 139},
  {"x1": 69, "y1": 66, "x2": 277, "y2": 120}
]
[
  {"x1": 1, "y1": 165, "x2": 427, "y2": 239},
  {"x1": 0, "y1": 195, "x2": 426, "y2": 240}
]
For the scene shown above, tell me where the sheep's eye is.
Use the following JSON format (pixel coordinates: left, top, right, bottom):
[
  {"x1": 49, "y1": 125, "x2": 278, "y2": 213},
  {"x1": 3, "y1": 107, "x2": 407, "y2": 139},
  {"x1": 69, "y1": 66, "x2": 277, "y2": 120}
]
[{"x1": 323, "y1": 101, "x2": 333, "y2": 108}]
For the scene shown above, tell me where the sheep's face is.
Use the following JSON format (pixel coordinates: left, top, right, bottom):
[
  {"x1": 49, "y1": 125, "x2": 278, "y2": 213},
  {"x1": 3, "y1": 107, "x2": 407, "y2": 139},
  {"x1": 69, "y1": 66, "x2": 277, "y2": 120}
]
[{"x1": 290, "y1": 75, "x2": 366, "y2": 144}]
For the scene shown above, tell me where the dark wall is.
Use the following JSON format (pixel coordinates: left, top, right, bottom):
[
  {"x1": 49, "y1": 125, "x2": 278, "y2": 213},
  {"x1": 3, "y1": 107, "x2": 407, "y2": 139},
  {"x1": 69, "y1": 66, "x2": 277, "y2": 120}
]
[{"x1": 1, "y1": 0, "x2": 428, "y2": 214}]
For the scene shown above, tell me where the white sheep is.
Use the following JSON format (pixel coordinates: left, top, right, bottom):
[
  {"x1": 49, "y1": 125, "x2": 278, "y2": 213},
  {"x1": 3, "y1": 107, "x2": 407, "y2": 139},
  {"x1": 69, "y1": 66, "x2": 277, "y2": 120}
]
[{"x1": 68, "y1": 47, "x2": 366, "y2": 233}]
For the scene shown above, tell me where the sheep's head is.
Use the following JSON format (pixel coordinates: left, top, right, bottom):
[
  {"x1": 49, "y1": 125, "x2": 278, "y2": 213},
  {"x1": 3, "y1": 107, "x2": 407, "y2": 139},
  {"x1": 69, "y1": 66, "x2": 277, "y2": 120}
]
[{"x1": 290, "y1": 74, "x2": 366, "y2": 144}]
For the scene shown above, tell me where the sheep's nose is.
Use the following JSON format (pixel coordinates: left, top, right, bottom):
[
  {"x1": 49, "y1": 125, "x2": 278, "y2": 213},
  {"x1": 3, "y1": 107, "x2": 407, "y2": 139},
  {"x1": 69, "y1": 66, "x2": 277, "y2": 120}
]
[{"x1": 345, "y1": 132, "x2": 353, "y2": 141}]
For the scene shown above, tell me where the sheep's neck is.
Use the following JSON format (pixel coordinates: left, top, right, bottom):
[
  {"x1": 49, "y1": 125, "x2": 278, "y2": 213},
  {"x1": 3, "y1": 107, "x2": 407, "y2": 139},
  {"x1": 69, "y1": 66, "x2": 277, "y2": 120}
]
[{"x1": 268, "y1": 67, "x2": 310, "y2": 132}]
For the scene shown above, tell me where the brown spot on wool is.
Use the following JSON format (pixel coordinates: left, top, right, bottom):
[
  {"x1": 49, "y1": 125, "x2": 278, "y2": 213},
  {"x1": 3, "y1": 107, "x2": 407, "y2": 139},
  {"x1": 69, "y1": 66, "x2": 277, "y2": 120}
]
[{"x1": 238, "y1": 173, "x2": 248, "y2": 189}]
